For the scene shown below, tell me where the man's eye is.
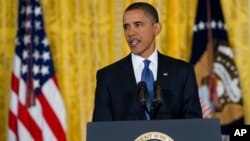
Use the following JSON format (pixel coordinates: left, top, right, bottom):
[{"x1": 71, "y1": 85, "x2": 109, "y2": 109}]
[
  {"x1": 123, "y1": 25, "x2": 129, "y2": 30},
  {"x1": 135, "y1": 22, "x2": 144, "y2": 28},
  {"x1": 135, "y1": 23, "x2": 142, "y2": 27}
]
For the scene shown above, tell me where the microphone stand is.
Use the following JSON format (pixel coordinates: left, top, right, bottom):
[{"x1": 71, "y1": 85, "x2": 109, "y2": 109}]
[
  {"x1": 137, "y1": 81, "x2": 151, "y2": 119},
  {"x1": 150, "y1": 81, "x2": 163, "y2": 120},
  {"x1": 137, "y1": 81, "x2": 163, "y2": 120}
]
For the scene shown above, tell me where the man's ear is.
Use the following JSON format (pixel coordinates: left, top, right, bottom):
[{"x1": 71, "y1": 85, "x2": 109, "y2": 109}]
[{"x1": 154, "y1": 22, "x2": 162, "y2": 35}]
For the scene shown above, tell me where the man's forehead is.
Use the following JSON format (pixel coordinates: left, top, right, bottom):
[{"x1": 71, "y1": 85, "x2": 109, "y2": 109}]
[
  {"x1": 123, "y1": 9, "x2": 148, "y2": 23},
  {"x1": 124, "y1": 9, "x2": 145, "y2": 17}
]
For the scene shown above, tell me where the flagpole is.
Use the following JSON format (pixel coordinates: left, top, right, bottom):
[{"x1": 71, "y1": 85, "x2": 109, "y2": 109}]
[
  {"x1": 206, "y1": 0, "x2": 213, "y2": 70},
  {"x1": 206, "y1": 0, "x2": 218, "y2": 107},
  {"x1": 25, "y1": 0, "x2": 36, "y2": 107}
]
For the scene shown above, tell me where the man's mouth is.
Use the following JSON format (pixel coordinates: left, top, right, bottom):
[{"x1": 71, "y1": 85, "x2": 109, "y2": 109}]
[{"x1": 129, "y1": 39, "x2": 140, "y2": 47}]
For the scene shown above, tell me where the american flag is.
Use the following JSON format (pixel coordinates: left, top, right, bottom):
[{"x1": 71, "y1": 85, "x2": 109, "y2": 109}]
[{"x1": 8, "y1": 0, "x2": 67, "y2": 140}]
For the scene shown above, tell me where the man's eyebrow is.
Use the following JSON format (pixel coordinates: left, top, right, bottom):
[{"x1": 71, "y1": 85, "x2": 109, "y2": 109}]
[
  {"x1": 123, "y1": 23, "x2": 129, "y2": 27},
  {"x1": 133, "y1": 21, "x2": 143, "y2": 24},
  {"x1": 123, "y1": 21, "x2": 144, "y2": 27}
]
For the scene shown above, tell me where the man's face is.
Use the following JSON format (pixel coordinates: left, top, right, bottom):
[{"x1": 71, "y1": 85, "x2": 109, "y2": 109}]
[{"x1": 123, "y1": 9, "x2": 161, "y2": 58}]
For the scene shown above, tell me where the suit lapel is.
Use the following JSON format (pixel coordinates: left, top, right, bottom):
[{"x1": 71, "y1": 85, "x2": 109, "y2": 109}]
[
  {"x1": 118, "y1": 54, "x2": 145, "y2": 119},
  {"x1": 118, "y1": 54, "x2": 137, "y2": 93},
  {"x1": 157, "y1": 52, "x2": 171, "y2": 85},
  {"x1": 156, "y1": 52, "x2": 173, "y2": 118}
]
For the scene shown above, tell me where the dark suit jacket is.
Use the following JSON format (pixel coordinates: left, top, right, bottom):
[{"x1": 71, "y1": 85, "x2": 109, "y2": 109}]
[{"x1": 92, "y1": 52, "x2": 202, "y2": 121}]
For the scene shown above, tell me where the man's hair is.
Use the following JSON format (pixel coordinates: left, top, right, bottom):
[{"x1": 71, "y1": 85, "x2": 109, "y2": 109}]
[{"x1": 124, "y1": 2, "x2": 159, "y2": 23}]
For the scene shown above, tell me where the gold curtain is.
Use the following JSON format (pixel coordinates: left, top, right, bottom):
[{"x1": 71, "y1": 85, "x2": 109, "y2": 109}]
[
  {"x1": 221, "y1": 0, "x2": 250, "y2": 124},
  {"x1": 1, "y1": 0, "x2": 250, "y2": 141}
]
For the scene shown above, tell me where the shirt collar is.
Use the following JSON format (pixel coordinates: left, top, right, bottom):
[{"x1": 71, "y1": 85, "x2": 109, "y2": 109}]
[{"x1": 131, "y1": 49, "x2": 158, "y2": 68}]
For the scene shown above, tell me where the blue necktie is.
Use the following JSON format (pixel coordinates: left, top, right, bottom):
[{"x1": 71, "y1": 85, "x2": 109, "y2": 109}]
[{"x1": 141, "y1": 60, "x2": 154, "y2": 120}]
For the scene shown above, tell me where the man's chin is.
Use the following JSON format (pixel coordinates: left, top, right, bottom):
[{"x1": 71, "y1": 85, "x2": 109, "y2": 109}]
[{"x1": 131, "y1": 50, "x2": 142, "y2": 56}]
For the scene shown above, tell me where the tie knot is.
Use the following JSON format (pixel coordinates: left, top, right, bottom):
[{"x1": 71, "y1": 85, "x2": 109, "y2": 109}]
[{"x1": 143, "y1": 60, "x2": 151, "y2": 68}]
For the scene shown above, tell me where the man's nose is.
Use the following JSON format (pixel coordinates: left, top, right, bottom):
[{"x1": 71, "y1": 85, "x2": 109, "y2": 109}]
[{"x1": 127, "y1": 26, "x2": 137, "y2": 36}]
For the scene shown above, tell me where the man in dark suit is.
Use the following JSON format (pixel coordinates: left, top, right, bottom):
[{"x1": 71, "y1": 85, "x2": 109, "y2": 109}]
[{"x1": 92, "y1": 2, "x2": 202, "y2": 121}]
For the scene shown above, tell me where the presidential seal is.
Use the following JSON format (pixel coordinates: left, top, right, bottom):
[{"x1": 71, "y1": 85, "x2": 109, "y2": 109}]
[{"x1": 134, "y1": 131, "x2": 174, "y2": 141}]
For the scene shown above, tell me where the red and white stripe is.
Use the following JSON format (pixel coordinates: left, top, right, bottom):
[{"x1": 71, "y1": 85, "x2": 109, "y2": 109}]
[
  {"x1": 8, "y1": 55, "x2": 66, "y2": 141},
  {"x1": 200, "y1": 97, "x2": 213, "y2": 119}
]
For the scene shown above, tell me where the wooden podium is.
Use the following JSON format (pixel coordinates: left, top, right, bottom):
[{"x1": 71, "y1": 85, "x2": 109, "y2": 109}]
[{"x1": 87, "y1": 119, "x2": 221, "y2": 141}]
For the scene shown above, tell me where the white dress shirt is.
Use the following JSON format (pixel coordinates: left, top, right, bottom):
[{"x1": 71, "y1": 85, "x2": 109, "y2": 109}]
[{"x1": 131, "y1": 49, "x2": 158, "y2": 83}]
